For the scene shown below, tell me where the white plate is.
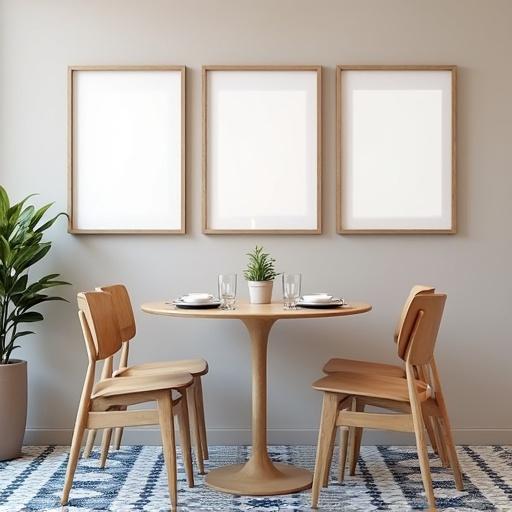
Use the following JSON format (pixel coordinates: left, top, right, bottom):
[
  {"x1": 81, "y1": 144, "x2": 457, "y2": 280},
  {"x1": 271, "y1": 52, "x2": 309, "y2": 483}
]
[
  {"x1": 172, "y1": 300, "x2": 221, "y2": 310},
  {"x1": 181, "y1": 293, "x2": 215, "y2": 304},
  {"x1": 302, "y1": 293, "x2": 333, "y2": 303},
  {"x1": 298, "y1": 298, "x2": 345, "y2": 308}
]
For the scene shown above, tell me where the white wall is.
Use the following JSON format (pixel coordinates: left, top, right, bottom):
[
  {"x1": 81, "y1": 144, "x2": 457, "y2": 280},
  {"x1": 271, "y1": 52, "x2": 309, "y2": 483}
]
[{"x1": 1, "y1": 0, "x2": 511, "y2": 445}]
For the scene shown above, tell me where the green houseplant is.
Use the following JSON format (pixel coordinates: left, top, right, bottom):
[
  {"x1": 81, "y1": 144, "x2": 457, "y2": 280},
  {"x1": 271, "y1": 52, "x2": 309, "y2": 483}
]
[
  {"x1": 244, "y1": 246, "x2": 279, "y2": 304},
  {"x1": 0, "y1": 186, "x2": 69, "y2": 460}
]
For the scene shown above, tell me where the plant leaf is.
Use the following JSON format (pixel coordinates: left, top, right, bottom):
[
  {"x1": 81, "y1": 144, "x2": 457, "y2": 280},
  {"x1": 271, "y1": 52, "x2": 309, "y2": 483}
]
[
  {"x1": 0, "y1": 235, "x2": 11, "y2": 265},
  {"x1": 14, "y1": 311, "x2": 44, "y2": 323},
  {"x1": 11, "y1": 273, "x2": 28, "y2": 294},
  {"x1": 11, "y1": 330, "x2": 34, "y2": 342},
  {"x1": 18, "y1": 295, "x2": 68, "y2": 311},
  {"x1": 28, "y1": 202, "x2": 54, "y2": 230},
  {"x1": 0, "y1": 186, "x2": 10, "y2": 219},
  {"x1": 35, "y1": 212, "x2": 68, "y2": 233},
  {"x1": 12, "y1": 243, "x2": 51, "y2": 272}
]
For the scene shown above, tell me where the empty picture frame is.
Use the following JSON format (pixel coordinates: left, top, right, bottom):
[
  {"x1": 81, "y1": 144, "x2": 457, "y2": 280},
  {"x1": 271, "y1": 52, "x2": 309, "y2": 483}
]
[
  {"x1": 203, "y1": 65, "x2": 322, "y2": 234},
  {"x1": 337, "y1": 65, "x2": 457, "y2": 234},
  {"x1": 68, "y1": 66, "x2": 185, "y2": 234}
]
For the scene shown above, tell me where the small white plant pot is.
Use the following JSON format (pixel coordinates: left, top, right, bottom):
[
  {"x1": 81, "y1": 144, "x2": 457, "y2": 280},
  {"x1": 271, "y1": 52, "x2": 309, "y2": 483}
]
[{"x1": 247, "y1": 280, "x2": 274, "y2": 304}]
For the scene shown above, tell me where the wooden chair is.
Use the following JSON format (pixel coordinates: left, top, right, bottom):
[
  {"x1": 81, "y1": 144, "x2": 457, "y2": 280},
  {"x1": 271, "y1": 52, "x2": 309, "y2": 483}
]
[
  {"x1": 81, "y1": 284, "x2": 209, "y2": 474},
  {"x1": 321, "y1": 285, "x2": 452, "y2": 482},
  {"x1": 62, "y1": 291, "x2": 194, "y2": 511},
  {"x1": 323, "y1": 285, "x2": 435, "y2": 376},
  {"x1": 311, "y1": 293, "x2": 463, "y2": 510}
]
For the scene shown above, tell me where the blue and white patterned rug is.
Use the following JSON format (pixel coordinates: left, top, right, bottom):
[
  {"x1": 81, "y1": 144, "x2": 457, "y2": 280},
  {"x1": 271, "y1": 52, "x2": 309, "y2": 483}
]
[{"x1": 0, "y1": 445, "x2": 511, "y2": 511}]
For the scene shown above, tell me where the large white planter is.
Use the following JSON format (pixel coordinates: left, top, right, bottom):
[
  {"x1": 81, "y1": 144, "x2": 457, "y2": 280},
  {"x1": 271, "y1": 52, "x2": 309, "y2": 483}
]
[{"x1": 247, "y1": 280, "x2": 274, "y2": 304}]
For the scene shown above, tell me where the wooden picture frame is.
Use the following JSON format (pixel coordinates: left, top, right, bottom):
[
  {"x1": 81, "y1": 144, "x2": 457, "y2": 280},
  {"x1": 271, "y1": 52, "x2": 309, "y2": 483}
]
[
  {"x1": 68, "y1": 65, "x2": 186, "y2": 234},
  {"x1": 202, "y1": 65, "x2": 322, "y2": 234},
  {"x1": 336, "y1": 65, "x2": 457, "y2": 234}
]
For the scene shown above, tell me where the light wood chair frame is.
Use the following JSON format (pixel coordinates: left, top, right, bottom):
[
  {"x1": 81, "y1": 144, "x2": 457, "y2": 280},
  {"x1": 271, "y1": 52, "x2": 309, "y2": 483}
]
[
  {"x1": 81, "y1": 284, "x2": 209, "y2": 475},
  {"x1": 311, "y1": 294, "x2": 463, "y2": 510},
  {"x1": 321, "y1": 285, "x2": 455, "y2": 482},
  {"x1": 62, "y1": 292, "x2": 194, "y2": 510}
]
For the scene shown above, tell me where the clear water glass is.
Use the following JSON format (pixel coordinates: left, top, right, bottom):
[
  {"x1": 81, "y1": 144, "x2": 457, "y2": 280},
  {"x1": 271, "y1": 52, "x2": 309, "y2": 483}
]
[
  {"x1": 218, "y1": 273, "x2": 237, "y2": 310},
  {"x1": 282, "y1": 273, "x2": 301, "y2": 309}
]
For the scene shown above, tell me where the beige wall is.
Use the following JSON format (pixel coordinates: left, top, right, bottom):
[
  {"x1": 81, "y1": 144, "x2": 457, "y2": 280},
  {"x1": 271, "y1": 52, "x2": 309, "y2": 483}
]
[{"x1": 1, "y1": 0, "x2": 511, "y2": 445}]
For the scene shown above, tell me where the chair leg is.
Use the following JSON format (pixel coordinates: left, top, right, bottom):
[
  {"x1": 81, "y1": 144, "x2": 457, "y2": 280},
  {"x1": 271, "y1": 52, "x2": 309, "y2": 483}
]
[
  {"x1": 99, "y1": 428, "x2": 112, "y2": 468},
  {"x1": 432, "y1": 416, "x2": 449, "y2": 467},
  {"x1": 82, "y1": 429, "x2": 96, "y2": 458},
  {"x1": 423, "y1": 412, "x2": 438, "y2": 453},
  {"x1": 407, "y1": 366, "x2": 436, "y2": 509},
  {"x1": 430, "y1": 360, "x2": 464, "y2": 491},
  {"x1": 349, "y1": 399, "x2": 364, "y2": 476},
  {"x1": 322, "y1": 427, "x2": 336, "y2": 487},
  {"x1": 158, "y1": 392, "x2": 178, "y2": 511},
  {"x1": 112, "y1": 404, "x2": 127, "y2": 451},
  {"x1": 437, "y1": 413, "x2": 464, "y2": 491},
  {"x1": 61, "y1": 417, "x2": 87, "y2": 505},
  {"x1": 418, "y1": 365, "x2": 446, "y2": 465},
  {"x1": 312, "y1": 392, "x2": 339, "y2": 509},
  {"x1": 187, "y1": 385, "x2": 205, "y2": 474},
  {"x1": 350, "y1": 427, "x2": 363, "y2": 476},
  {"x1": 338, "y1": 427, "x2": 349, "y2": 482},
  {"x1": 194, "y1": 377, "x2": 209, "y2": 461},
  {"x1": 177, "y1": 391, "x2": 194, "y2": 487},
  {"x1": 113, "y1": 427, "x2": 124, "y2": 451}
]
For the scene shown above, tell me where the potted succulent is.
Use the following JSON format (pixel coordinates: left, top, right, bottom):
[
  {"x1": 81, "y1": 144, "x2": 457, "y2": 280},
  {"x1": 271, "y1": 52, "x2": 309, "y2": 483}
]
[
  {"x1": 244, "y1": 246, "x2": 279, "y2": 304},
  {"x1": 0, "y1": 186, "x2": 69, "y2": 461}
]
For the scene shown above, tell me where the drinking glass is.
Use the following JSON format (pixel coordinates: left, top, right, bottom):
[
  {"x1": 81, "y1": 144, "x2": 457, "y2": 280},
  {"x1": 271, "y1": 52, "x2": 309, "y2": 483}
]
[
  {"x1": 282, "y1": 273, "x2": 301, "y2": 309},
  {"x1": 218, "y1": 273, "x2": 237, "y2": 310}
]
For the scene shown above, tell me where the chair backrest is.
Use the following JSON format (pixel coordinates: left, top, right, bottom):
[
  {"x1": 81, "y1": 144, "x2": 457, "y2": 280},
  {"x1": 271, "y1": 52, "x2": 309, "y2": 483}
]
[
  {"x1": 397, "y1": 293, "x2": 447, "y2": 365},
  {"x1": 97, "y1": 284, "x2": 136, "y2": 342},
  {"x1": 77, "y1": 291, "x2": 123, "y2": 361},
  {"x1": 394, "y1": 285, "x2": 436, "y2": 343}
]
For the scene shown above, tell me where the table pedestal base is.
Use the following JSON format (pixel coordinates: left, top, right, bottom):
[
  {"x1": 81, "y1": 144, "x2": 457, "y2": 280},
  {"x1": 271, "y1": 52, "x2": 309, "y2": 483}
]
[{"x1": 205, "y1": 462, "x2": 313, "y2": 495}]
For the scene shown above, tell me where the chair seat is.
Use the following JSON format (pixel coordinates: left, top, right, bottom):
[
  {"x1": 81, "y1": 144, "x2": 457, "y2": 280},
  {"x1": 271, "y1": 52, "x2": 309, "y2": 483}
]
[
  {"x1": 113, "y1": 358, "x2": 208, "y2": 378},
  {"x1": 92, "y1": 372, "x2": 193, "y2": 399},
  {"x1": 312, "y1": 371, "x2": 430, "y2": 403},
  {"x1": 323, "y1": 357, "x2": 405, "y2": 378}
]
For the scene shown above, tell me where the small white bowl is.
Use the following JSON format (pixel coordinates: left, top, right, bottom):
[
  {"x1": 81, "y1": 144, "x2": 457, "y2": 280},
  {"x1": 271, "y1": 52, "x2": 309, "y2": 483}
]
[
  {"x1": 302, "y1": 293, "x2": 333, "y2": 303},
  {"x1": 181, "y1": 293, "x2": 214, "y2": 304}
]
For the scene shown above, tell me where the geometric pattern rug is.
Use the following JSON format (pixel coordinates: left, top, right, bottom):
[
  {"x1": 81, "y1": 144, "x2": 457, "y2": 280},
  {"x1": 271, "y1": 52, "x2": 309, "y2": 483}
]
[{"x1": 0, "y1": 445, "x2": 511, "y2": 511}]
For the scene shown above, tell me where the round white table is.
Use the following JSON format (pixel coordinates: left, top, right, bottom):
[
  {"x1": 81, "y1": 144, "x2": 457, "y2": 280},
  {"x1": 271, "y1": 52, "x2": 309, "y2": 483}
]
[{"x1": 141, "y1": 300, "x2": 372, "y2": 496}]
